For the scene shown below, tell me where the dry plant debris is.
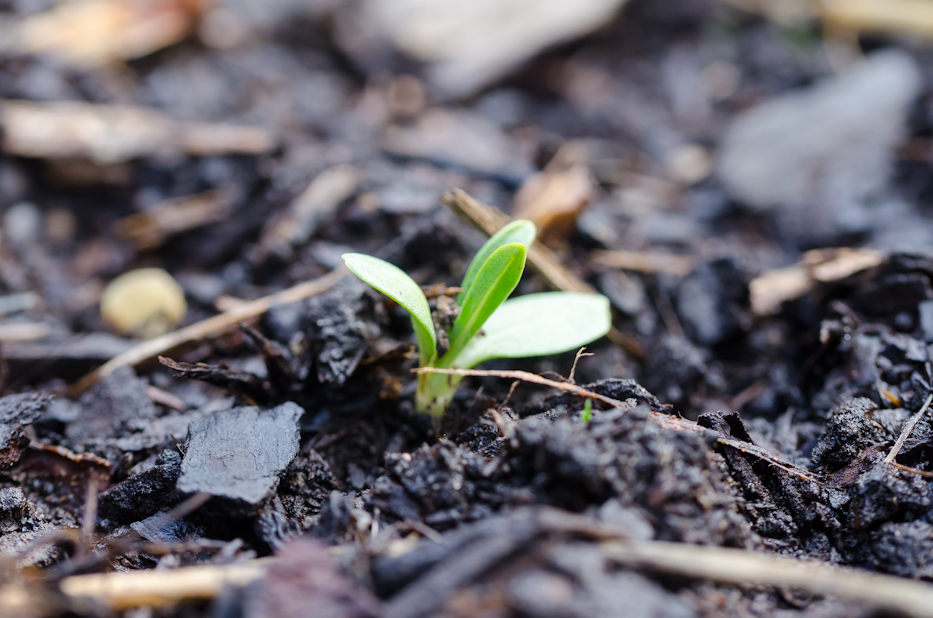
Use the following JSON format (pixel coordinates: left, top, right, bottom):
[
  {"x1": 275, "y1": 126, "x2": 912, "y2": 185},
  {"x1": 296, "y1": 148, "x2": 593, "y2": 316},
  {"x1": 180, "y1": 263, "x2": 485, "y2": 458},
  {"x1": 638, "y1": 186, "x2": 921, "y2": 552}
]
[
  {"x1": 5, "y1": 0, "x2": 203, "y2": 67},
  {"x1": 116, "y1": 191, "x2": 230, "y2": 251},
  {"x1": 749, "y1": 247, "x2": 884, "y2": 315},
  {"x1": 0, "y1": 100, "x2": 274, "y2": 164}
]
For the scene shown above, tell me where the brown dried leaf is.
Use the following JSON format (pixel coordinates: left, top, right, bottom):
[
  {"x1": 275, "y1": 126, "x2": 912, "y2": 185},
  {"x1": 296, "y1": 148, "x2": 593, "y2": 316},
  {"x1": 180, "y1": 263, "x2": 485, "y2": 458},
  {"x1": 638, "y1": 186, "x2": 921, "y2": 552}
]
[{"x1": 512, "y1": 143, "x2": 594, "y2": 245}]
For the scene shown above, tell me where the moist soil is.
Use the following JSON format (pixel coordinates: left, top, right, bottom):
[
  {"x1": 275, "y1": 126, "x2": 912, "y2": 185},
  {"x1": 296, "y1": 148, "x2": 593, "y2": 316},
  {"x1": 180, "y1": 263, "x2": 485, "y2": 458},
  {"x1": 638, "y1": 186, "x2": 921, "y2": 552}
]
[{"x1": 2, "y1": 1, "x2": 933, "y2": 617}]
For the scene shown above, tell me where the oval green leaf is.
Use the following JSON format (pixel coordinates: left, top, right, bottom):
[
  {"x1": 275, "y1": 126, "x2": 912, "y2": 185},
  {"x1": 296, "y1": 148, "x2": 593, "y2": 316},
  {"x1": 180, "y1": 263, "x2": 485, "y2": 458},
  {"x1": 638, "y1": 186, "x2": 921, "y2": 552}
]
[
  {"x1": 458, "y1": 219, "x2": 536, "y2": 305},
  {"x1": 441, "y1": 242, "x2": 527, "y2": 367},
  {"x1": 455, "y1": 292, "x2": 611, "y2": 369},
  {"x1": 342, "y1": 253, "x2": 436, "y2": 364}
]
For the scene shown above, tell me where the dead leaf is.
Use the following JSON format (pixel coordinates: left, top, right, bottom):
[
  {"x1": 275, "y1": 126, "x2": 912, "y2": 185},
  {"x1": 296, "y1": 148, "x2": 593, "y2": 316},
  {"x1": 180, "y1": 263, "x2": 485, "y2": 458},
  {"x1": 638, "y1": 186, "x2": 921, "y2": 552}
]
[{"x1": 513, "y1": 143, "x2": 594, "y2": 245}]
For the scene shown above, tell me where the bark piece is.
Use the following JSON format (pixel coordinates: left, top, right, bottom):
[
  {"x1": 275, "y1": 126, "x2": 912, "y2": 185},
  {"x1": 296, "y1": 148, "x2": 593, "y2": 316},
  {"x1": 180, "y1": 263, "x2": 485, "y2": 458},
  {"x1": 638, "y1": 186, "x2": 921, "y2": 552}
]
[{"x1": 176, "y1": 402, "x2": 303, "y2": 515}]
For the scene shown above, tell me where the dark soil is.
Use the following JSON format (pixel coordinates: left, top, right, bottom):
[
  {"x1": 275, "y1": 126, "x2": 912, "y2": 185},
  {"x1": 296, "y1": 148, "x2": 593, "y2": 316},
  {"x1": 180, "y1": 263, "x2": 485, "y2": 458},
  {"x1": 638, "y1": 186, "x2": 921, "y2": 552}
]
[{"x1": 3, "y1": 0, "x2": 933, "y2": 616}]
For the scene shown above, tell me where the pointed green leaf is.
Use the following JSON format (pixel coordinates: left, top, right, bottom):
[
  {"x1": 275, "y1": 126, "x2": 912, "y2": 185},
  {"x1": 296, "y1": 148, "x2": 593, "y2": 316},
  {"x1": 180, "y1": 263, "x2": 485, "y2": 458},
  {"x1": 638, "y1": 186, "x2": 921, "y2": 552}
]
[
  {"x1": 441, "y1": 242, "x2": 527, "y2": 367},
  {"x1": 458, "y1": 220, "x2": 536, "y2": 305},
  {"x1": 455, "y1": 292, "x2": 611, "y2": 369},
  {"x1": 342, "y1": 253, "x2": 436, "y2": 364}
]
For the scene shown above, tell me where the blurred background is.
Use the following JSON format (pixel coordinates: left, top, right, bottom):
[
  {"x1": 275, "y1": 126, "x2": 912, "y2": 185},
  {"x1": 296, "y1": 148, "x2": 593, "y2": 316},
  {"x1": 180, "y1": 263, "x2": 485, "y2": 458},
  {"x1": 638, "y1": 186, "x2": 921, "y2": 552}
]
[{"x1": 0, "y1": 0, "x2": 932, "y2": 413}]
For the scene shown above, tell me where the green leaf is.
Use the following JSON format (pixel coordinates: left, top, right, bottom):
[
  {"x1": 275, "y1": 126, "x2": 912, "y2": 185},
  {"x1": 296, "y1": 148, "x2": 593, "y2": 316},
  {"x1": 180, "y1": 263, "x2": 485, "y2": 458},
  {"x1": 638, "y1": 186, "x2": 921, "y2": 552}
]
[
  {"x1": 455, "y1": 292, "x2": 611, "y2": 369},
  {"x1": 342, "y1": 253, "x2": 436, "y2": 365},
  {"x1": 441, "y1": 242, "x2": 527, "y2": 367},
  {"x1": 458, "y1": 220, "x2": 536, "y2": 305}
]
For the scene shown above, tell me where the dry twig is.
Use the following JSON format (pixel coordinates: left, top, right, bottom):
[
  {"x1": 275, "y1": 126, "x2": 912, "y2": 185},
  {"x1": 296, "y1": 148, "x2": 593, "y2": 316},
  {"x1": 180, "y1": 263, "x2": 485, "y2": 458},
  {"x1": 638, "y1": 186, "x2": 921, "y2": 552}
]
[
  {"x1": 415, "y1": 366, "x2": 635, "y2": 410},
  {"x1": 884, "y1": 393, "x2": 933, "y2": 464},
  {"x1": 417, "y1": 366, "x2": 819, "y2": 481},
  {"x1": 57, "y1": 559, "x2": 272, "y2": 610},
  {"x1": 603, "y1": 540, "x2": 933, "y2": 618},
  {"x1": 443, "y1": 188, "x2": 595, "y2": 294}
]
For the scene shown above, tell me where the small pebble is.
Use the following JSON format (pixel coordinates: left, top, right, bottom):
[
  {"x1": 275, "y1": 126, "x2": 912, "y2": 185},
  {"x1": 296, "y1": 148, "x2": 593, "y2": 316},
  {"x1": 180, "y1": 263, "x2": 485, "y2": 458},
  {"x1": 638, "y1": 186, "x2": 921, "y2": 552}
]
[{"x1": 100, "y1": 268, "x2": 187, "y2": 337}]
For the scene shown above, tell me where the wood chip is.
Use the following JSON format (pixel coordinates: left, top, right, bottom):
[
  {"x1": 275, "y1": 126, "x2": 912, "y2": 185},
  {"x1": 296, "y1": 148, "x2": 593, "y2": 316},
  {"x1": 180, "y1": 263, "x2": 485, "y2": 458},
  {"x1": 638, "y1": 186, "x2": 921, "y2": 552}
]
[
  {"x1": 1, "y1": 100, "x2": 274, "y2": 165},
  {"x1": 749, "y1": 247, "x2": 884, "y2": 316}
]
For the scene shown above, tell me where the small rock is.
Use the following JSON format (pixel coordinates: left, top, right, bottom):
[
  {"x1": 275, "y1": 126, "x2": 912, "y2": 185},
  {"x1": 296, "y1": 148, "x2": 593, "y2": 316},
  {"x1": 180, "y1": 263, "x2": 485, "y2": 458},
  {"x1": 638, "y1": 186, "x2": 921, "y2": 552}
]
[
  {"x1": 100, "y1": 267, "x2": 187, "y2": 337},
  {"x1": 717, "y1": 50, "x2": 921, "y2": 236},
  {"x1": 176, "y1": 402, "x2": 303, "y2": 515}
]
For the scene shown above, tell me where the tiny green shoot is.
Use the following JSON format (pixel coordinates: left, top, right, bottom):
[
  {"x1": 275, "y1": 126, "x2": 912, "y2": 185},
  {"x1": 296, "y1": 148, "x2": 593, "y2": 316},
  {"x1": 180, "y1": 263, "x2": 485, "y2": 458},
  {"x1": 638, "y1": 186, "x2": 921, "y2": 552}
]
[
  {"x1": 342, "y1": 220, "x2": 612, "y2": 421},
  {"x1": 580, "y1": 398, "x2": 593, "y2": 424}
]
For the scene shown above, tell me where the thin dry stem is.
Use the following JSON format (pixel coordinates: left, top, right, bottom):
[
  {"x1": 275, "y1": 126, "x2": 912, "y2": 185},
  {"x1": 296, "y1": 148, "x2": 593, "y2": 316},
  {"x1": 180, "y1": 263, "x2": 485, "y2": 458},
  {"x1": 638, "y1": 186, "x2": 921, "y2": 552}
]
[
  {"x1": 885, "y1": 393, "x2": 933, "y2": 464},
  {"x1": 415, "y1": 366, "x2": 635, "y2": 410}
]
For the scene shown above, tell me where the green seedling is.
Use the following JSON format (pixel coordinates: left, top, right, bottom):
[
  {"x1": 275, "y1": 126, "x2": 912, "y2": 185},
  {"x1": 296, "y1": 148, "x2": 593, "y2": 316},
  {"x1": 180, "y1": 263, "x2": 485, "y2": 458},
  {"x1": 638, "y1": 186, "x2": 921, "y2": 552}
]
[
  {"x1": 580, "y1": 398, "x2": 593, "y2": 424},
  {"x1": 342, "y1": 220, "x2": 612, "y2": 420}
]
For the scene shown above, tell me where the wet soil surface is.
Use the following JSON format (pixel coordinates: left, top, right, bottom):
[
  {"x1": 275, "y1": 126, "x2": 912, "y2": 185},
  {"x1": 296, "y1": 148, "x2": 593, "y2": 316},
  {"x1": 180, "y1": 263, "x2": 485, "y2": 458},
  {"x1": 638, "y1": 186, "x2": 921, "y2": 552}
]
[{"x1": 3, "y1": 0, "x2": 933, "y2": 616}]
